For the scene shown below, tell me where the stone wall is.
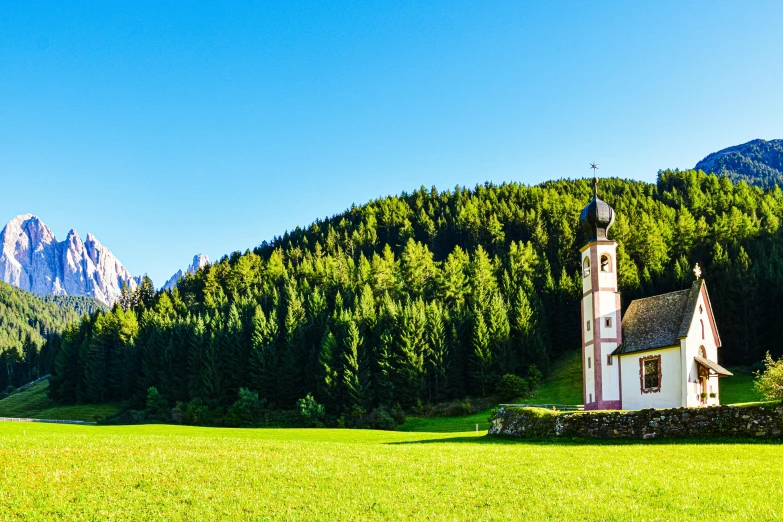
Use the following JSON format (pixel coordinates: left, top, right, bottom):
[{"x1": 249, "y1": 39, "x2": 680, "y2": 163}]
[{"x1": 489, "y1": 404, "x2": 783, "y2": 440}]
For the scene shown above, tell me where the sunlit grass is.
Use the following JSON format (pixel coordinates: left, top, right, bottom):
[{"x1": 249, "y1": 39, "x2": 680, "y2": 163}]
[
  {"x1": 525, "y1": 350, "x2": 583, "y2": 405},
  {"x1": 0, "y1": 422, "x2": 781, "y2": 521},
  {"x1": 722, "y1": 368, "x2": 764, "y2": 404},
  {"x1": 0, "y1": 380, "x2": 120, "y2": 422}
]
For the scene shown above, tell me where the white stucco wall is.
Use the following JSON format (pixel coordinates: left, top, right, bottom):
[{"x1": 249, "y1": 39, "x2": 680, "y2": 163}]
[
  {"x1": 598, "y1": 292, "x2": 617, "y2": 339},
  {"x1": 581, "y1": 241, "x2": 621, "y2": 407},
  {"x1": 581, "y1": 250, "x2": 591, "y2": 294},
  {"x1": 581, "y1": 243, "x2": 618, "y2": 293},
  {"x1": 582, "y1": 296, "x2": 593, "y2": 345},
  {"x1": 596, "y1": 244, "x2": 617, "y2": 291},
  {"x1": 619, "y1": 347, "x2": 682, "y2": 410},
  {"x1": 601, "y1": 341, "x2": 620, "y2": 401},
  {"x1": 585, "y1": 350, "x2": 595, "y2": 403},
  {"x1": 681, "y1": 289, "x2": 721, "y2": 406}
]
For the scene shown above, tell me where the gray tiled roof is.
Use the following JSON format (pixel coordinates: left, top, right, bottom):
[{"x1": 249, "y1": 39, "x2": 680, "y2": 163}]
[{"x1": 612, "y1": 280, "x2": 708, "y2": 355}]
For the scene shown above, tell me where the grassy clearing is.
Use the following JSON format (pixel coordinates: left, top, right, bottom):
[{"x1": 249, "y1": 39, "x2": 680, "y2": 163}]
[
  {"x1": 0, "y1": 422, "x2": 781, "y2": 521},
  {"x1": 398, "y1": 409, "x2": 492, "y2": 432},
  {"x1": 0, "y1": 380, "x2": 119, "y2": 422},
  {"x1": 401, "y1": 351, "x2": 583, "y2": 432},
  {"x1": 525, "y1": 350, "x2": 583, "y2": 404},
  {"x1": 722, "y1": 368, "x2": 764, "y2": 404}
]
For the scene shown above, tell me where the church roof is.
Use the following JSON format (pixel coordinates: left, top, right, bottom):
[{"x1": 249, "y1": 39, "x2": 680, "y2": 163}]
[
  {"x1": 613, "y1": 279, "x2": 717, "y2": 355},
  {"x1": 579, "y1": 178, "x2": 615, "y2": 244}
]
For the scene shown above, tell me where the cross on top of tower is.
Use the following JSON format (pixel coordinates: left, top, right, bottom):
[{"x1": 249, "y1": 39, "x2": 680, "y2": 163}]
[
  {"x1": 590, "y1": 163, "x2": 599, "y2": 197},
  {"x1": 693, "y1": 263, "x2": 702, "y2": 280}
]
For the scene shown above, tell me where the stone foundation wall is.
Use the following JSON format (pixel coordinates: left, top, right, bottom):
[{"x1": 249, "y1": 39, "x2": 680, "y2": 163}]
[{"x1": 489, "y1": 404, "x2": 783, "y2": 440}]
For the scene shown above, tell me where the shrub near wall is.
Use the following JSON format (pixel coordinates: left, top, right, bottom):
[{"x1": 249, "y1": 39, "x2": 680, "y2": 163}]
[{"x1": 489, "y1": 404, "x2": 783, "y2": 440}]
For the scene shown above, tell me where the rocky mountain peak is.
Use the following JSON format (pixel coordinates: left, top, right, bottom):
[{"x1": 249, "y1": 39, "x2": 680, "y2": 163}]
[
  {"x1": 0, "y1": 215, "x2": 138, "y2": 305},
  {"x1": 190, "y1": 253, "x2": 210, "y2": 272},
  {"x1": 163, "y1": 253, "x2": 211, "y2": 291}
]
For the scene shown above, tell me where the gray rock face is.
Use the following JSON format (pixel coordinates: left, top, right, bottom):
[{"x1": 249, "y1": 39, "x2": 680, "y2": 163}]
[
  {"x1": 0, "y1": 214, "x2": 137, "y2": 305},
  {"x1": 163, "y1": 253, "x2": 210, "y2": 291}
]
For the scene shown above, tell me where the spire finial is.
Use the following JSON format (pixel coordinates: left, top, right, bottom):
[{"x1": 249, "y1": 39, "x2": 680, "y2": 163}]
[
  {"x1": 693, "y1": 263, "x2": 702, "y2": 280},
  {"x1": 590, "y1": 162, "x2": 599, "y2": 197}
]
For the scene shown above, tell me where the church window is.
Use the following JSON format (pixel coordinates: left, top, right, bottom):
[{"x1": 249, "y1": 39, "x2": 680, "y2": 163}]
[
  {"x1": 600, "y1": 254, "x2": 611, "y2": 272},
  {"x1": 699, "y1": 346, "x2": 706, "y2": 358},
  {"x1": 587, "y1": 357, "x2": 591, "y2": 369},
  {"x1": 699, "y1": 305, "x2": 703, "y2": 314},
  {"x1": 589, "y1": 393, "x2": 592, "y2": 403},
  {"x1": 583, "y1": 257, "x2": 590, "y2": 278},
  {"x1": 586, "y1": 320, "x2": 590, "y2": 331},
  {"x1": 607, "y1": 354, "x2": 613, "y2": 366},
  {"x1": 700, "y1": 320, "x2": 705, "y2": 339},
  {"x1": 640, "y1": 355, "x2": 661, "y2": 393},
  {"x1": 605, "y1": 317, "x2": 612, "y2": 328}
]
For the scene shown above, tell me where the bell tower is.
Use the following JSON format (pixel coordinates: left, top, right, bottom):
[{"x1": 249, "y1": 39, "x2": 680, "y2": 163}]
[{"x1": 579, "y1": 177, "x2": 622, "y2": 410}]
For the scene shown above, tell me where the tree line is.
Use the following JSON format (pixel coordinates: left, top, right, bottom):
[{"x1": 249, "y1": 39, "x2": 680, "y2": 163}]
[
  {"x1": 45, "y1": 170, "x2": 783, "y2": 416},
  {"x1": 0, "y1": 282, "x2": 104, "y2": 391}
]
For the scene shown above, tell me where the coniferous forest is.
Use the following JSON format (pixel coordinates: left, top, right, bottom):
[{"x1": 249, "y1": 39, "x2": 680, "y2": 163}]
[
  {"x1": 0, "y1": 282, "x2": 104, "y2": 390},
  {"x1": 43, "y1": 170, "x2": 783, "y2": 417}
]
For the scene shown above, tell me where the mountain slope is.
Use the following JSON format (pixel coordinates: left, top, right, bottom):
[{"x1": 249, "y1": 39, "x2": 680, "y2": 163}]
[
  {"x1": 0, "y1": 280, "x2": 104, "y2": 389},
  {"x1": 47, "y1": 170, "x2": 783, "y2": 416},
  {"x1": 695, "y1": 139, "x2": 783, "y2": 189},
  {"x1": 0, "y1": 214, "x2": 138, "y2": 305}
]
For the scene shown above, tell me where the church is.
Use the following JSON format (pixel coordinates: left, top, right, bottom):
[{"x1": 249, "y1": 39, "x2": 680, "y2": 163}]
[{"x1": 580, "y1": 180, "x2": 732, "y2": 410}]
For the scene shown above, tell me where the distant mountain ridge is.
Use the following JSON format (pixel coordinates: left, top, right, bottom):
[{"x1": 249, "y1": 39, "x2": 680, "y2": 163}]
[
  {"x1": 163, "y1": 254, "x2": 210, "y2": 291},
  {"x1": 695, "y1": 139, "x2": 783, "y2": 189},
  {"x1": 0, "y1": 214, "x2": 139, "y2": 306}
]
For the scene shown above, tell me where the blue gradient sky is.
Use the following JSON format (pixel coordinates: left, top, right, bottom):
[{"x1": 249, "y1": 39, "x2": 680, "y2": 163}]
[{"x1": 1, "y1": 1, "x2": 782, "y2": 285}]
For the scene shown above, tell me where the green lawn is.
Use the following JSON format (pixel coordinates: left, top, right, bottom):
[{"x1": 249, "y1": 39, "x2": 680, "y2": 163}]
[
  {"x1": 401, "y1": 351, "x2": 583, "y2": 432},
  {"x1": 0, "y1": 422, "x2": 781, "y2": 521},
  {"x1": 526, "y1": 350, "x2": 583, "y2": 404},
  {"x1": 721, "y1": 368, "x2": 764, "y2": 404},
  {"x1": 398, "y1": 408, "x2": 492, "y2": 432},
  {"x1": 0, "y1": 380, "x2": 120, "y2": 422}
]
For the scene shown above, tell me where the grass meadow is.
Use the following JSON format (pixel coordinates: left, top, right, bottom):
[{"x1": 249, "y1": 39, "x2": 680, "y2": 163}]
[
  {"x1": 0, "y1": 380, "x2": 119, "y2": 422},
  {"x1": 0, "y1": 351, "x2": 776, "y2": 520},
  {"x1": 1, "y1": 422, "x2": 782, "y2": 521}
]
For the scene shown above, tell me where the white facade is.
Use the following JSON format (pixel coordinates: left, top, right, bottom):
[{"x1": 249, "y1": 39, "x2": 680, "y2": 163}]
[
  {"x1": 681, "y1": 289, "x2": 721, "y2": 407},
  {"x1": 619, "y1": 346, "x2": 681, "y2": 410},
  {"x1": 580, "y1": 241, "x2": 621, "y2": 410},
  {"x1": 614, "y1": 282, "x2": 725, "y2": 410}
]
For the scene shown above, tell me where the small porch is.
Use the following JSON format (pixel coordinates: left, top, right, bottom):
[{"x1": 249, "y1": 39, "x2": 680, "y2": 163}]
[{"x1": 694, "y1": 356, "x2": 732, "y2": 406}]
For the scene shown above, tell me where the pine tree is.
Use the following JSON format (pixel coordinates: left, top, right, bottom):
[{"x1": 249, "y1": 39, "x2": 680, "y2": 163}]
[
  {"x1": 248, "y1": 306, "x2": 279, "y2": 403},
  {"x1": 340, "y1": 317, "x2": 366, "y2": 410},
  {"x1": 395, "y1": 299, "x2": 427, "y2": 406},
  {"x1": 470, "y1": 305, "x2": 492, "y2": 396},
  {"x1": 425, "y1": 301, "x2": 448, "y2": 402}
]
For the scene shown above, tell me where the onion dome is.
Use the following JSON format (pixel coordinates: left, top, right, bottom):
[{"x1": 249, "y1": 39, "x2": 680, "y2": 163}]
[{"x1": 580, "y1": 178, "x2": 615, "y2": 243}]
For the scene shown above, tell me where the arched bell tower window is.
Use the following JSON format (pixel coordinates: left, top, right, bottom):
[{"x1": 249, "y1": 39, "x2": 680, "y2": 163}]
[
  {"x1": 699, "y1": 346, "x2": 707, "y2": 358},
  {"x1": 600, "y1": 254, "x2": 612, "y2": 272},
  {"x1": 700, "y1": 319, "x2": 705, "y2": 340},
  {"x1": 583, "y1": 257, "x2": 590, "y2": 278}
]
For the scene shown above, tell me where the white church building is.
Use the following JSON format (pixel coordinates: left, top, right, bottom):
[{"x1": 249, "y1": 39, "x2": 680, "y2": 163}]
[{"x1": 579, "y1": 180, "x2": 732, "y2": 410}]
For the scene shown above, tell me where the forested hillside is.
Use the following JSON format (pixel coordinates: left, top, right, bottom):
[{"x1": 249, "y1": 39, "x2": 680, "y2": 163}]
[
  {"x1": 695, "y1": 139, "x2": 783, "y2": 189},
  {"x1": 0, "y1": 282, "x2": 104, "y2": 390},
  {"x1": 48, "y1": 170, "x2": 783, "y2": 417}
]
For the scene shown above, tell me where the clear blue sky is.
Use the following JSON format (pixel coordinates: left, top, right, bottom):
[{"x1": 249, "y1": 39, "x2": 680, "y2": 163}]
[{"x1": 1, "y1": 1, "x2": 782, "y2": 286}]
